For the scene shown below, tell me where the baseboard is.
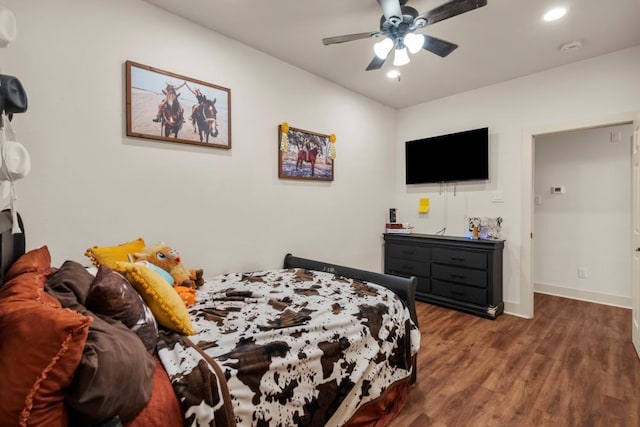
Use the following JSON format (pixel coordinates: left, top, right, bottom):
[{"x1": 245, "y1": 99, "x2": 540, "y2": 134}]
[
  {"x1": 503, "y1": 301, "x2": 531, "y2": 319},
  {"x1": 534, "y1": 283, "x2": 631, "y2": 309}
]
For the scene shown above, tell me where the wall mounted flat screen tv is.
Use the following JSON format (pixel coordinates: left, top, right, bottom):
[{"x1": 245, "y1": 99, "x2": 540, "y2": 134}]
[{"x1": 405, "y1": 127, "x2": 489, "y2": 184}]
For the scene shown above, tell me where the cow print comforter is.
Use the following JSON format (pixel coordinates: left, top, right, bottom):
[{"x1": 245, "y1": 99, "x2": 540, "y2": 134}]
[{"x1": 157, "y1": 268, "x2": 420, "y2": 427}]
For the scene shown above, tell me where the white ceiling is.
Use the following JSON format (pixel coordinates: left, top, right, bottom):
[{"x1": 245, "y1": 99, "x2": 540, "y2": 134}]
[{"x1": 143, "y1": 0, "x2": 640, "y2": 109}]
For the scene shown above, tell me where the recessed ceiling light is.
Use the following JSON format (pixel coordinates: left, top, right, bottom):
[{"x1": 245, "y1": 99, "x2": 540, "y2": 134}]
[
  {"x1": 386, "y1": 70, "x2": 401, "y2": 81},
  {"x1": 543, "y1": 7, "x2": 567, "y2": 22}
]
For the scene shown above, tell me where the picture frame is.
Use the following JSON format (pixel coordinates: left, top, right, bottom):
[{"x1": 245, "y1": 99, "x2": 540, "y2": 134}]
[
  {"x1": 125, "y1": 60, "x2": 231, "y2": 149},
  {"x1": 278, "y1": 125, "x2": 334, "y2": 181}
]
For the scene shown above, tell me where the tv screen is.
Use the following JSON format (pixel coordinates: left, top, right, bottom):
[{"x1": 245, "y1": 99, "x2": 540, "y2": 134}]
[{"x1": 405, "y1": 127, "x2": 489, "y2": 184}]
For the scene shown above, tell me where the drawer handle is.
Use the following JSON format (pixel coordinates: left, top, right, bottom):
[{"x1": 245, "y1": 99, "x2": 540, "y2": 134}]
[
  {"x1": 402, "y1": 250, "x2": 415, "y2": 256},
  {"x1": 402, "y1": 265, "x2": 414, "y2": 271},
  {"x1": 450, "y1": 273, "x2": 465, "y2": 279},
  {"x1": 451, "y1": 257, "x2": 465, "y2": 262},
  {"x1": 451, "y1": 290, "x2": 465, "y2": 297}
]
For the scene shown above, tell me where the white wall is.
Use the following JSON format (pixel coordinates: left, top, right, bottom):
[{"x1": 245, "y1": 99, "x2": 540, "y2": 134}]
[
  {"x1": 534, "y1": 124, "x2": 632, "y2": 307},
  {"x1": 0, "y1": 0, "x2": 397, "y2": 274},
  {"x1": 396, "y1": 46, "x2": 640, "y2": 316}
]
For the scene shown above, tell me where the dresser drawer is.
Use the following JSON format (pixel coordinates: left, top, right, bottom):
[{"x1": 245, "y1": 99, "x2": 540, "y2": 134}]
[
  {"x1": 416, "y1": 277, "x2": 430, "y2": 294},
  {"x1": 431, "y1": 280, "x2": 487, "y2": 305},
  {"x1": 432, "y1": 248, "x2": 487, "y2": 269},
  {"x1": 431, "y1": 264, "x2": 487, "y2": 288},
  {"x1": 386, "y1": 257, "x2": 430, "y2": 277},
  {"x1": 387, "y1": 243, "x2": 429, "y2": 262}
]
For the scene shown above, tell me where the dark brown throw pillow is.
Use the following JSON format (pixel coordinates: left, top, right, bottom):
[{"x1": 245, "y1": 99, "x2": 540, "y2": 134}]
[
  {"x1": 65, "y1": 312, "x2": 156, "y2": 425},
  {"x1": 86, "y1": 266, "x2": 158, "y2": 353},
  {"x1": 46, "y1": 260, "x2": 94, "y2": 305},
  {"x1": 46, "y1": 264, "x2": 156, "y2": 425}
]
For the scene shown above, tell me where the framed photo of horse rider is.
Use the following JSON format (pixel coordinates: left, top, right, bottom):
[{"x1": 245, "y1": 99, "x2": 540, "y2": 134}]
[
  {"x1": 125, "y1": 60, "x2": 231, "y2": 149},
  {"x1": 278, "y1": 124, "x2": 334, "y2": 181}
]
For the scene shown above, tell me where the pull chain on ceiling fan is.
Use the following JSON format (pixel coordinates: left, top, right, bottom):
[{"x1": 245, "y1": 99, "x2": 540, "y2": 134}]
[{"x1": 322, "y1": 0, "x2": 488, "y2": 71}]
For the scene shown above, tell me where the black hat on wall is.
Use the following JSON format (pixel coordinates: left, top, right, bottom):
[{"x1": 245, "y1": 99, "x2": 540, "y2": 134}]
[{"x1": 0, "y1": 75, "x2": 28, "y2": 119}]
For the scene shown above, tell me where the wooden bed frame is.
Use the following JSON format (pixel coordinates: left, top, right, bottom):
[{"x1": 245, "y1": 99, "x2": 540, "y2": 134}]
[{"x1": 284, "y1": 253, "x2": 418, "y2": 327}]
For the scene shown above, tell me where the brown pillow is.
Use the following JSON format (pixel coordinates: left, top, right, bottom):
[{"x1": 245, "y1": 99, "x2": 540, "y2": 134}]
[
  {"x1": 46, "y1": 266, "x2": 156, "y2": 425},
  {"x1": 0, "y1": 247, "x2": 92, "y2": 426},
  {"x1": 45, "y1": 260, "x2": 94, "y2": 305},
  {"x1": 65, "y1": 310, "x2": 156, "y2": 425},
  {"x1": 86, "y1": 266, "x2": 158, "y2": 353}
]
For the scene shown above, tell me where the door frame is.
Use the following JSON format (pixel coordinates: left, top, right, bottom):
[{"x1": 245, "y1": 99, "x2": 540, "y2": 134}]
[
  {"x1": 520, "y1": 111, "x2": 637, "y2": 318},
  {"x1": 632, "y1": 113, "x2": 640, "y2": 359}
]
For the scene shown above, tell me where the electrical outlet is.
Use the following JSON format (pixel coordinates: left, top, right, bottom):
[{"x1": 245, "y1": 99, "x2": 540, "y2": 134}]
[{"x1": 577, "y1": 268, "x2": 588, "y2": 279}]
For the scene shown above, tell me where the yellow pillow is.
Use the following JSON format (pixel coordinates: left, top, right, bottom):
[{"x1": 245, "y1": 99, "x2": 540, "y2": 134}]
[
  {"x1": 113, "y1": 261, "x2": 195, "y2": 336},
  {"x1": 85, "y1": 238, "x2": 146, "y2": 268}
]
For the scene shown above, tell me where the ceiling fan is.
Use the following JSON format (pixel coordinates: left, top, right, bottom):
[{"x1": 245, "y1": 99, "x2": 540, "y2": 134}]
[{"x1": 322, "y1": 0, "x2": 487, "y2": 71}]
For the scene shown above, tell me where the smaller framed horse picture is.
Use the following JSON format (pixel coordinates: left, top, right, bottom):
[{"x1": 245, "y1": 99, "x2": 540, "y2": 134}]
[
  {"x1": 125, "y1": 60, "x2": 231, "y2": 149},
  {"x1": 278, "y1": 124, "x2": 334, "y2": 181}
]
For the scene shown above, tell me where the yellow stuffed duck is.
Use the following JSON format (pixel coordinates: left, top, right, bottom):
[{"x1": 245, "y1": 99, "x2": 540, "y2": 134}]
[{"x1": 133, "y1": 243, "x2": 204, "y2": 307}]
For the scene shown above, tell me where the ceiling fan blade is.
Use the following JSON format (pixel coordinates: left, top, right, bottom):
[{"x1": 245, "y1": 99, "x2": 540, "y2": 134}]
[
  {"x1": 366, "y1": 55, "x2": 387, "y2": 71},
  {"x1": 422, "y1": 34, "x2": 458, "y2": 57},
  {"x1": 322, "y1": 31, "x2": 377, "y2": 45},
  {"x1": 419, "y1": 0, "x2": 487, "y2": 27},
  {"x1": 376, "y1": 0, "x2": 403, "y2": 24}
]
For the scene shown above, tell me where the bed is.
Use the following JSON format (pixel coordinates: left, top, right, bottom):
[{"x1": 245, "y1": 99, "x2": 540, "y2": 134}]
[{"x1": 0, "y1": 211, "x2": 420, "y2": 427}]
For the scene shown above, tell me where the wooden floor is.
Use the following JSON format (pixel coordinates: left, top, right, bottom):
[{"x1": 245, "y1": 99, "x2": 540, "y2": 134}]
[{"x1": 391, "y1": 293, "x2": 640, "y2": 426}]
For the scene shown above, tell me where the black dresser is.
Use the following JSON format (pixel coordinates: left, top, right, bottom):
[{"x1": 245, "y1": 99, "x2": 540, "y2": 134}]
[{"x1": 384, "y1": 233, "x2": 505, "y2": 319}]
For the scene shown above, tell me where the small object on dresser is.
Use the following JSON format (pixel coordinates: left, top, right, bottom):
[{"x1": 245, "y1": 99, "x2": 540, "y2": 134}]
[
  {"x1": 385, "y1": 223, "x2": 412, "y2": 234},
  {"x1": 465, "y1": 216, "x2": 503, "y2": 240}
]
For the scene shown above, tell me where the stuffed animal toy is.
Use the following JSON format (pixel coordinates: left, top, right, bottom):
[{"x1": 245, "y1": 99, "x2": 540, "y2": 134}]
[{"x1": 133, "y1": 242, "x2": 204, "y2": 289}]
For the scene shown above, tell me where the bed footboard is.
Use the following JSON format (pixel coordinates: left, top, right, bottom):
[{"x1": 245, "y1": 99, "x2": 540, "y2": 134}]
[{"x1": 283, "y1": 253, "x2": 418, "y2": 327}]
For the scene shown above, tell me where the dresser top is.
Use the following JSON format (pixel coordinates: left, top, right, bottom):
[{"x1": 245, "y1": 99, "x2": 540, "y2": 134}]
[{"x1": 384, "y1": 232, "x2": 505, "y2": 247}]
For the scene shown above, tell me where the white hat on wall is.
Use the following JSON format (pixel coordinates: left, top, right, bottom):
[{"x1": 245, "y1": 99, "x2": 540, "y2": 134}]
[
  {"x1": 0, "y1": 5, "x2": 16, "y2": 48},
  {"x1": 0, "y1": 114, "x2": 30, "y2": 233},
  {"x1": 0, "y1": 140, "x2": 30, "y2": 197}
]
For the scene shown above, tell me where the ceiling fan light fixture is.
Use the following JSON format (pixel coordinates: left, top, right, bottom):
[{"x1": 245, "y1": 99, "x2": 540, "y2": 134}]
[
  {"x1": 393, "y1": 47, "x2": 410, "y2": 66},
  {"x1": 322, "y1": 0, "x2": 488, "y2": 71},
  {"x1": 373, "y1": 37, "x2": 394, "y2": 59},
  {"x1": 404, "y1": 33, "x2": 424, "y2": 54}
]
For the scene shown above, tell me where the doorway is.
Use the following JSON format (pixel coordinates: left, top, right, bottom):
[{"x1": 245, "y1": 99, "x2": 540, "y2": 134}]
[
  {"x1": 533, "y1": 124, "x2": 632, "y2": 307},
  {"x1": 520, "y1": 112, "x2": 637, "y2": 318}
]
